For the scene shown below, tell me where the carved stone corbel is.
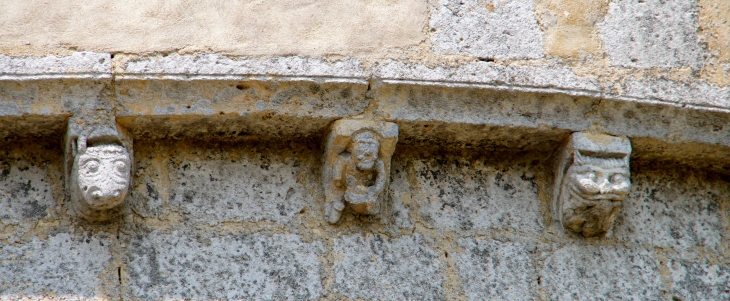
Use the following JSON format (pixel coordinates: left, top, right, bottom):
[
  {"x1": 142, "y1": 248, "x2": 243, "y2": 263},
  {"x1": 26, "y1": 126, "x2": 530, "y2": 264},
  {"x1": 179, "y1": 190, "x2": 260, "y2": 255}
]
[
  {"x1": 323, "y1": 119, "x2": 398, "y2": 224},
  {"x1": 65, "y1": 122, "x2": 133, "y2": 222},
  {"x1": 553, "y1": 132, "x2": 632, "y2": 237}
]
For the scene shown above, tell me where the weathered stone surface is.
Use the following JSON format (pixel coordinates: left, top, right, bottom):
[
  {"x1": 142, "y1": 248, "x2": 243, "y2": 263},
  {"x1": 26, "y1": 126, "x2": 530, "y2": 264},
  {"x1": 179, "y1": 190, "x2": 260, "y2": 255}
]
[
  {"x1": 124, "y1": 231, "x2": 324, "y2": 300},
  {"x1": 331, "y1": 234, "x2": 444, "y2": 300},
  {"x1": 429, "y1": 0, "x2": 544, "y2": 59},
  {"x1": 552, "y1": 132, "x2": 632, "y2": 238},
  {"x1": 0, "y1": 0, "x2": 426, "y2": 56},
  {"x1": 538, "y1": 244, "x2": 664, "y2": 300},
  {"x1": 67, "y1": 125, "x2": 133, "y2": 222},
  {"x1": 455, "y1": 238, "x2": 533, "y2": 300},
  {"x1": 0, "y1": 232, "x2": 113, "y2": 300},
  {"x1": 131, "y1": 142, "x2": 312, "y2": 225},
  {"x1": 405, "y1": 158, "x2": 544, "y2": 235},
  {"x1": 0, "y1": 159, "x2": 59, "y2": 241},
  {"x1": 535, "y1": 0, "x2": 608, "y2": 58},
  {"x1": 322, "y1": 119, "x2": 398, "y2": 223},
  {"x1": 0, "y1": 165, "x2": 54, "y2": 224},
  {"x1": 613, "y1": 169, "x2": 727, "y2": 254},
  {"x1": 599, "y1": 0, "x2": 706, "y2": 69},
  {"x1": 116, "y1": 54, "x2": 366, "y2": 79},
  {"x1": 0, "y1": 52, "x2": 110, "y2": 79},
  {"x1": 669, "y1": 259, "x2": 730, "y2": 301}
]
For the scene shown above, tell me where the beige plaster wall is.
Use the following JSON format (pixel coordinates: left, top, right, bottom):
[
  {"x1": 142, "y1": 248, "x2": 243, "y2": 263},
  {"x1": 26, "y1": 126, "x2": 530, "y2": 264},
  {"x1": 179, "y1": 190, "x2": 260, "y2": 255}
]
[{"x1": 0, "y1": 0, "x2": 427, "y2": 56}]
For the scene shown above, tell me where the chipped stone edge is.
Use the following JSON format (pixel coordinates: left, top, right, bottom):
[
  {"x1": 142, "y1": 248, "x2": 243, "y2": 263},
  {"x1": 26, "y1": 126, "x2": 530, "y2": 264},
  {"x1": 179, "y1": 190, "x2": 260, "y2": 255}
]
[
  {"x1": 0, "y1": 52, "x2": 112, "y2": 80},
  {"x1": 0, "y1": 53, "x2": 728, "y2": 113}
]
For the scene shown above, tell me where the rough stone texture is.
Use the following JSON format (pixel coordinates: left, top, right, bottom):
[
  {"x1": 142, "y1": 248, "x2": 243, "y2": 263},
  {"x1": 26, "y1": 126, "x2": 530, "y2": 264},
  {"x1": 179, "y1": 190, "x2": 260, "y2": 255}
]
[
  {"x1": 599, "y1": 0, "x2": 706, "y2": 69},
  {"x1": 0, "y1": 1, "x2": 729, "y2": 299},
  {"x1": 0, "y1": 0, "x2": 425, "y2": 56},
  {"x1": 130, "y1": 141, "x2": 313, "y2": 225},
  {"x1": 429, "y1": 0, "x2": 544, "y2": 59},
  {"x1": 538, "y1": 244, "x2": 664, "y2": 300},
  {"x1": 123, "y1": 231, "x2": 324, "y2": 300},
  {"x1": 0, "y1": 165, "x2": 55, "y2": 234},
  {"x1": 614, "y1": 168, "x2": 727, "y2": 255},
  {"x1": 404, "y1": 158, "x2": 544, "y2": 235},
  {"x1": 331, "y1": 234, "x2": 444, "y2": 300},
  {"x1": 0, "y1": 232, "x2": 113, "y2": 301},
  {"x1": 322, "y1": 119, "x2": 398, "y2": 223},
  {"x1": 455, "y1": 238, "x2": 533, "y2": 300},
  {"x1": 669, "y1": 259, "x2": 730, "y2": 301},
  {"x1": 0, "y1": 52, "x2": 110, "y2": 80},
  {"x1": 535, "y1": 0, "x2": 608, "y2": 58}
]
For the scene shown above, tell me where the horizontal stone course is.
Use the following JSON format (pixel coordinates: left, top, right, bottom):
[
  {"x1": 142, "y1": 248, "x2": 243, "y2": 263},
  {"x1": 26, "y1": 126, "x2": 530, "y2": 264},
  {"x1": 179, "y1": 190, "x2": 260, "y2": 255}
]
[
  {"x1": 331, "y1": 234, "x2": 445, "y2": 300},
  {"x1": 538, "y1": 244, "x2": 665, "y2": 300},
  {"x1": 0, "y1": 232, "x2": 113, "y2": 301},
  {"x1": 123, "y1": 231, "x2": 324, "y2": 300},
  {"x1": 455, "y1": 238, "x2": 534, "y2": 300}
]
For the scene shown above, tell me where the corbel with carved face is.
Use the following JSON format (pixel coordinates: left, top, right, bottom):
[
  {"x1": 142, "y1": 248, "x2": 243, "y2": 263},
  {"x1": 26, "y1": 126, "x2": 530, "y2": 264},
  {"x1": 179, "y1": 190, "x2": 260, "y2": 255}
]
[
  {"x1": 66, "y1": 125, "x2": 133, "y2": 222},
  {"x1": 553, "y1": 132, "x2": 632, "y2": 237}
]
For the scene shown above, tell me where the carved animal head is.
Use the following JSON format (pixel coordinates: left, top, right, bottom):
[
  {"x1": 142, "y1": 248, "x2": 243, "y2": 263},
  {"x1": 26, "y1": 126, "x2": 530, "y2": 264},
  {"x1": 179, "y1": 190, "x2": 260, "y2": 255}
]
[
  {"x1": 74, "y1": 144, "x2": 131, "y2": 210},
  {"x1": 348, "y1": 131, "x2": 380, "y2": 171},
  {"x1": 561, "y1": 152, "x2": 630, "y2": 236}
]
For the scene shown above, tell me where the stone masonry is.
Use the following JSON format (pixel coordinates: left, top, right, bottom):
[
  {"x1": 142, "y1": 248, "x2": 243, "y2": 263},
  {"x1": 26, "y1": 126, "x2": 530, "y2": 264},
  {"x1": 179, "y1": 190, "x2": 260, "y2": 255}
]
[{"x1": 1, "y1": 1, "x2": 729, "y2": 300}]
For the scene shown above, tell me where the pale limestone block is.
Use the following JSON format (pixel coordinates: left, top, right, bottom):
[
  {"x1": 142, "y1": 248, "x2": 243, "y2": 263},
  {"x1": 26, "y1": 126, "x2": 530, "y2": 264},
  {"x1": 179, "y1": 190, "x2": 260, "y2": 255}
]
[
  {"x1": 430, "y1": 0, "x2": 544, "y2": 59},
  {"x1": 598, "y1": 0, "x2": 706, "y2": 69},
  {"x1": 455, "y1": 238, "x2": 533, "y2": 300},
  {"x1": 331, "y1": 234, "x2": 444, "y2": 300},
  {"x1": 669, "y1": 259, "x2": 730, "y2": 301},
  {"x1": 66, "y1": 124, "x2": 133, "y2": 222},
  {"x1": 123, "y1": 231, "x2": 324, "y2": 300},
  {"x1": 553, "y1": 132, "x2": 632, "y2": 237},
  {"x1": 538, "y1": 244, "x2": 664, "y2": 299},
  {"x1": 322, "y1": 119, "x2": 398, "y2": 223},
  {"x1": 0, "y1": 232, "x2": 113, "y2": 301}
]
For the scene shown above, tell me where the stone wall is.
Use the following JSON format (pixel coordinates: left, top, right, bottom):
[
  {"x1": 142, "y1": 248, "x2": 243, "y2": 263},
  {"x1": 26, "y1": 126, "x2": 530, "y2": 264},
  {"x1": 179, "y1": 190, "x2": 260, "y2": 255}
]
[{"x1": 1, "y1": 0, "x2": 729, "y2": 300}]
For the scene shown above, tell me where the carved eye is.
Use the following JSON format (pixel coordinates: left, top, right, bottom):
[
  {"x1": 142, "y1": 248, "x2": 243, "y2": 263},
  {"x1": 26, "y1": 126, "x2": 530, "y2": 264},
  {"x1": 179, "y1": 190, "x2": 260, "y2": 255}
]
[
  {"x1": 115, "y1": 161, "x2": 128, "y2": 173},
  {"x1": 83, "y1": 161, "x2": 100, "y2": 173},
  {"x1": 610, "y1": 174, "x2": 625, "y2": 183},
  {"x1": 584, "y1": 171, "x2": 596, "y2": 181}
]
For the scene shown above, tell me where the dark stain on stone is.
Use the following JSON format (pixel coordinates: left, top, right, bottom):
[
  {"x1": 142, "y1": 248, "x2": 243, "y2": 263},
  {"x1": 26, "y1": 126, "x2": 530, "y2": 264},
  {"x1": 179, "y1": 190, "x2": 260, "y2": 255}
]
[
  {"x1": 183, "y1": 190, "x2": 196, "y2": 203},
  {"x1": 21, "y1": 199, "x2": 47, "y2": 219},
  {"x1": 146, "y1": 183, "x2": 159, "y2": 201}
]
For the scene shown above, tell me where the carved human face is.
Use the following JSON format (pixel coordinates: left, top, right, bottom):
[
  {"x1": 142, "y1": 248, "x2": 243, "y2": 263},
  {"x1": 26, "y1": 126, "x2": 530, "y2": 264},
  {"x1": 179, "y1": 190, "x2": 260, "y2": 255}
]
[
  {"x1": 352, "y1": 139, "x2": 379, "y2": 171},
  {"x1": 562, "y1": 158, "x2": 630, "y2": 236},
  {"x1": 76, "y1": 145, "x2": 130, "y2": 210}
]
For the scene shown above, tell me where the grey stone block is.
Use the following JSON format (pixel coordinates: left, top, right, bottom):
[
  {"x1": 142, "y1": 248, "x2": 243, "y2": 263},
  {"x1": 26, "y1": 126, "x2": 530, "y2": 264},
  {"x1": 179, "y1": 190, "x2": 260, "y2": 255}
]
[
  {"x1": 132, "y1": 152, "x2": 311, "y2": 225},
  {"x1": 123, "y1": 231, "x2": 324, "y2": 300},
  {"x1": 613, "y1": 170, "x2": 726, "y2": 254},
  {"x1": 0, "y1": 232, "x2": 113, "y2": 300},
  {"x1": 0, "y1": 164, "x2": 57, "y2": 241},
  {"x1": 599, "y1": 0, "x2": 706, "y2": 69},
  {"x1": 331, "y1": 234, "x2": 445, "y2": 300},
  {"x1": 538, "y1": 244, "x2": 664, "y2": 300},
  {"x1": 406, "y1": 159, "x2": 544, "y2": 235},
  {"x1": 429, "y1": 0, "x2": 544, "y2": 59},
  {"x1": 669, "y1": 259, "x2": 730, "y2": 301},
  {"x1": 455, "y1": 238, "x2": 533, "y2": 301}
]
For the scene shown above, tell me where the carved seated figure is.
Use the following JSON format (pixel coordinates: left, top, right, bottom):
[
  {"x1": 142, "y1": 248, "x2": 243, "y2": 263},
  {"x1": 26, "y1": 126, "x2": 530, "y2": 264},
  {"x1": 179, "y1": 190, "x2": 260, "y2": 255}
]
[
  {"x1": 327, "y1": 130, "x2": 386, "y2": 223},
  {"x1": 554, "y1": 132, "x2": 632, "y2": 237},
  {"x1": 69, "y1": 129, "x2": 131, "y2": 222}
]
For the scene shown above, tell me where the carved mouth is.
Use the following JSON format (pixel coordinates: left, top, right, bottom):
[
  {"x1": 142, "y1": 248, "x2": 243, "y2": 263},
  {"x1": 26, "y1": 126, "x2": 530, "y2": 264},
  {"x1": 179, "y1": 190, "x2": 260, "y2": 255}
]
[{"x1": 585, "y1": 194, "x2": 625, "y2": 201}]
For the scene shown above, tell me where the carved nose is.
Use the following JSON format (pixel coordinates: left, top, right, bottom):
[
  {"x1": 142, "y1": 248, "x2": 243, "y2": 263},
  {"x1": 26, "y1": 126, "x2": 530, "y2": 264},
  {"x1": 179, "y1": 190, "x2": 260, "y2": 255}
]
[{"x1": 91, "y1": 190, "x2": 123, "y2": 201}]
